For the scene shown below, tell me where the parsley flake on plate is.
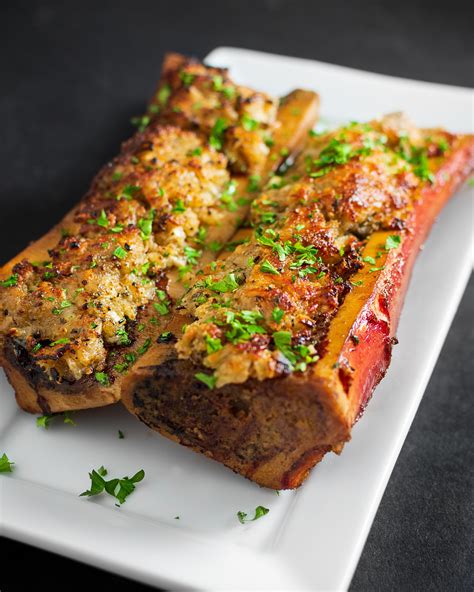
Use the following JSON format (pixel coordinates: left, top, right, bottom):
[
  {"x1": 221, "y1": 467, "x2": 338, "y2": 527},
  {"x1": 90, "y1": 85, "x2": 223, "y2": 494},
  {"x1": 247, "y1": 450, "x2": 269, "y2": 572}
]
[
  {"x1": 80, "y1": 466, "x2": 145, "y2": 505},
  {"x1": 237, "y1": 506, "x2": 269, "y2": 524},
  {"x1": 36, "y1": 412, "x2": 76, "y2": 429},
  {"x1": 0, "y1": 452, "x2": 14, "y2": 473}
]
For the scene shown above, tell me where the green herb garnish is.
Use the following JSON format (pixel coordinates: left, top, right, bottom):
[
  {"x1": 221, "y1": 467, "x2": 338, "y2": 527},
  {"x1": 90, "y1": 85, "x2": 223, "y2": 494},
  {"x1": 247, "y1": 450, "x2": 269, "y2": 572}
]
[
  {"x1": 0, "y1": 453, "x2": 14, "y2": 473},
  {"x1": 260, "y1": 260, "x2": 280, "y2": 275},
  {"x1": 209, "y1": 117, "x2": 228, "y2": 150},
  {"x1": 137, "y1": 338, "x2": 152, "y2": 356},
  {"x1": 50, "y1": 338, "x2": 71, "y2": 347},
  {"x1": 95, "y1": 372, "x2": 110, "y2": 386},
  {"x1": 237, "y1": 506, "x2": 269, "y2": 524},
  {"x1": 113, "y1": 246, "x2": 127, "y2": 260},
  {"x1": 205, "y1": 335, "x2": 223, "y2": 354},
  {"x1": 137, "y1": 209, "x2": 155, "y2": 240},
  {"x1": 157, "y1": 84, "x2": 172, "y2": 106},
  {"x1": 272, "y1": 307, "x2": 284, "y2": 323},
  {"x1": 206, "y1": 273, "x2": 240, "y2": 293},
  {"x1": 131, "y1": 114, "x2": 150, "y2": 132},
  {"x1": 385, "y1": 235, "x2": 401, "y2": 250},
  {"x1": 52, "y1": 300, "x2": 72, "y2": 315},
  {"x1": 80, "y1": 466, "x2": 145, "y2": 505},
  {"x1": 247, "y1": 175, "x2": 261, "y2": 192},
  {"x1": 37, "y1": 412, "x2": 76, "y2": 429},
  {"x1": 0, "y1": 274, "x2": 18, "y2": 288},
  {"x1": 116, "y1": 184, "x2": 141, "y2": 201},
  {"x1": 172, "y1": 199, "x2": 186, "y2": 213},
  {"x1": 220, "y1": 180, "x2": 238, "y2": 211},
  {"x1": 195, "y1": 372, "x2": 217, "y2": 389},
  {"x1": 241, "y1": 114, "x2": 259, "y2": 132},
  {"x1": 179, "y1": 71, "x2": 195, "y2": 86}
]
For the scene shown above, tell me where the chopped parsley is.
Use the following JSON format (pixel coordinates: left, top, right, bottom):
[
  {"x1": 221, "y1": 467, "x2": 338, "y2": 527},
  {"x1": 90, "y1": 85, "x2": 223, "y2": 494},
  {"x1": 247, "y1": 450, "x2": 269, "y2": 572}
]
[
  {"x1": 411, "y1": 148, "x2": 435, "y2": 183},
  {"x1": 113, "y1": 246, "x2": 128, "y2": 260},
  {"x1": 273, "y1": 331, "x2": 295, "y2": 364},
  {"x1": 220, "y1": 180, "x2": 238, "y2": 211},
  {"x1": 260, "y1": 260, "x2": 280, "y2": 275},
  {"x1": 212, "y1": 75, "x2": 224, "y2": 90},
  {"x1": 49, "y1": 337, "x2": 71, "y2": 347},
  {"x1": 157, "y1": 331, "x2": 174, "y2": 343},
  {"x1": 137, "y1": 209, "x2": 155, "y2": 240},
  {"x1": 184, "y1": 246, "x2": 202, "y2": 265},
  {"x1": 118, "y1": 430, "x2": 125, "y2": 439},
  {"x1": 247, "y1": 175, "x2": 261, "y2": 192},
  {"x1": 309, "y1": 138, "x2": 354, "y2": 177},
  {"x1": 153, "y1": 289, "x2": 170, "y2": 315},
  {"x1": 153, "y1": 301, "x2": 169, "y2": 315},
  {"x1": 172, "y1": 199, "x2": 186, "y2": 213},
  {"x1": 0, "y1": 274, "x2": 18, "y2": 288},
  {"x1": 52, "y1": 300, "x2": 72, "y2": 315},
  {"x1": 157, "y1": 84, "x2": 172, "y2": 106},
  {"x1": 195, "y1": 372, "x2": 217, "y2": 389},
  {"x1": 208, "y1": 240, "x2": 222, "y2": 253},
  {"x1": 218, "y1": 310, "x2": 266, "y2": 344},
  {"x1": 0, "y1": 453, "x2": 14, "y2": 473},
  {"x1": 385, "y1": 235, "x2": 401, "y2": 250},
  {"x1": 179, "y1": 71, "x2": 195, "y2": 86},
  {"x1": 205, "y1": 335, "x2": 223, "y2": 354},
  {"x1": 137, "y1": 338, "x2": 152, "y2": 356},
  {"x1": 95, "y1": 371, "x2": 110, "y2": 386},
  {"x1": 36, "y1": 412, "x2": 76, "y2": 429},
  {"x1": 237, "y1": 506, "x2": 269, "y2": 524},
  {"x1": 272, "y1": 307, "x2": 284, "y2": 323},
  {"x1": 363, "y1": 256, "x2": 376, "y2": 265},
  {"x1": 256, "y1": 232, "x2": 287, "y2": 262},
  {"x1": 80, "y1": 466, "x2": 145, "y2": 505},
  {"x1": 116, "y1": 327, "x2": 130, "y2": 345},
  {"x1": 209, "y1": 117, "x2": 228, "y2": 150},
  {"x1": 131, "y1": 114, "x2": 150, "y2": 132},
  {"x1": 241, "y1": 114, "x2": 259, "y2": 132},
  {"x1": 205, "y1": 273, "x2": 240, "y2": 293},
  {"x1": 116, "y1": 184, "x2": 141, "y2": 201}
]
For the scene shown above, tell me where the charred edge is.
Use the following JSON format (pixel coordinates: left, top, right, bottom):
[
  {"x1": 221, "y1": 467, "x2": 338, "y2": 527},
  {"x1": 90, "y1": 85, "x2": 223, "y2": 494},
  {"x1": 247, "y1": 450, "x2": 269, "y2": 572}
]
[{"x1": 4, "y1": 337, "x2": 96, "y2": 395}]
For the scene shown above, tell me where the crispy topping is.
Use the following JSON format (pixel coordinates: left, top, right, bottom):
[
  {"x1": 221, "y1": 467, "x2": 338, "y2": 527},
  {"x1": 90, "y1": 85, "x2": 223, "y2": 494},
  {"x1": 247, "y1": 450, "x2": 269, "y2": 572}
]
[{"x1": 176, "y1": 117, "x2": 456, "y2": 388}]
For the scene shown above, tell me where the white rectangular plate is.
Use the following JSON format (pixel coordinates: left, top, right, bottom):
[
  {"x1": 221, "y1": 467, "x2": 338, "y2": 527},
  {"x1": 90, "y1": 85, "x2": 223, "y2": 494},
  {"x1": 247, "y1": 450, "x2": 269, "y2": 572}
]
[{"x1": 1, "y1": 47, "x2": 472, "y2": 591}]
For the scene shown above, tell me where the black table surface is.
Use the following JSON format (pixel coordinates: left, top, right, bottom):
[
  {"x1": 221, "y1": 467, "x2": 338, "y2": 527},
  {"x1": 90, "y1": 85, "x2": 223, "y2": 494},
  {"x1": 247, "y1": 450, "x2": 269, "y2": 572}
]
[{"x1": 1, "y1": 1, "x2": 472, "y2": 590}]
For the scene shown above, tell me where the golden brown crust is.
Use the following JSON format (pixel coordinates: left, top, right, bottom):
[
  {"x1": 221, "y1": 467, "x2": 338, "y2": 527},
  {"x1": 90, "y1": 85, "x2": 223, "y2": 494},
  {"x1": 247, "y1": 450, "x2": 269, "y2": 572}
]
[
  {"x1": 0, "y1": 55, "x2": 319, "y2": 414},
  {"x1": 121, "y1": 125, "x2": 474, "y2": 489}
]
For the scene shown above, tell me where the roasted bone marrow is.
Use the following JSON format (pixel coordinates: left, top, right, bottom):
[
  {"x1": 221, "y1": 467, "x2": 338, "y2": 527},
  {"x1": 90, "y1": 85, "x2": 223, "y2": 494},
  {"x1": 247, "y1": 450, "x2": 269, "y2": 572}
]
[
  {"x1": 0, "y1": 54, "x2": 319, "y2": 413},
  {"x1": 121, "y1": 114, "x2": 474, "y2": 489}
]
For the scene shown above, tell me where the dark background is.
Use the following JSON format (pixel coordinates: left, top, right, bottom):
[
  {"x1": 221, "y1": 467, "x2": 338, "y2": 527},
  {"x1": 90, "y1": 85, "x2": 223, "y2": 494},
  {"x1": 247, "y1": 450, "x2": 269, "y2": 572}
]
[{"x1": 1, "y1": 1, "x2": 473, "y2": 590}]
